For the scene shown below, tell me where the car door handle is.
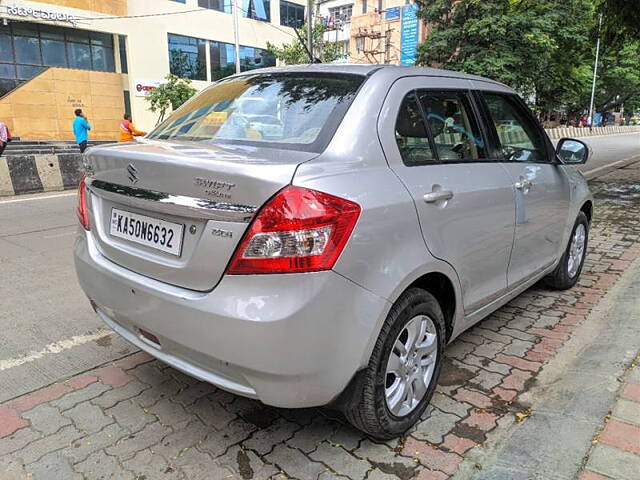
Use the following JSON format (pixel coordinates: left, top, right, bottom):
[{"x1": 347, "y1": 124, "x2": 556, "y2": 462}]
[
  {"x1": 515, "y1": 179, "x2": 532, "y2": 190},
  {"x1": 423, "y1": 190, "x2": 454, "y2": 203}
]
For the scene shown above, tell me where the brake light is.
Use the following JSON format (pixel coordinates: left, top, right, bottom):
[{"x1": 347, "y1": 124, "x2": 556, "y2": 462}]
[
  {"x1": 76, "y1": 173, "x2": 90, "y2": 230},
  {"x1": 226, "y1": 186, "x2": 360, "y2": 274}
]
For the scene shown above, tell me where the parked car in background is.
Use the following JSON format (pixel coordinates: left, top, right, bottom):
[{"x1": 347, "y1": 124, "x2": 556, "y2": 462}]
[{"x1": 74, "y1": 65, "x2": 593, "y2": 438}]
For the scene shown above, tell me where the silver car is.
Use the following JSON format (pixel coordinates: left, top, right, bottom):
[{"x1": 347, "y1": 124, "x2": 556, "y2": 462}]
[{"x1": 74, "y1": 65, "x2": 592, "y2": 438}]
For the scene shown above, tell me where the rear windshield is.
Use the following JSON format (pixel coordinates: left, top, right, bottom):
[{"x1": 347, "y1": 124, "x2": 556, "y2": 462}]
[{"x1": 147, "y1": 73, "x2": 365, "y2": 152}]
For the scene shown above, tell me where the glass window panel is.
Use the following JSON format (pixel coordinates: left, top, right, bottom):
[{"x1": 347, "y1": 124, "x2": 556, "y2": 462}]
[
  {"x1": 0, "y1": 63, "x2": 16, "y2": 79},
  {"x1": 245, "y1": 0, "x2": 271, "y2": 21},
  {"x1": 0, "y1": 79, "x2": 19, "y2": 97},
  {"x1": 168, "y1": 34, "x2": 206, "y2": 80},
  {"x1": 198, "y1": 0, "x2": 229, "y2": 12},
  {"x1": 0, "y1": 34, "x2": 13, "y2": 63},
  {"x1": 42, "y1": 39, "x2": 68, "y2": 67},
  {"x1": 66, "y1": 30, "x2": 90, "y2": 44},
  {"x1": 395, "y1": 94, "x2": 436, "y2": 166},
  {"x1": 417, "y1": 90, "x2": 487, "y2": 161},
  {"x1": 91, "y1": 45, "x2": 112, "y2": 71},
  {"x1": 280, "y1": 1, "x2": 304, "y2": 27},
  {"x1": 16, "y1": 64, "x2": 45, "y2": 80},
  {"x1": 67, "y1": 42, "x2": 91, "y2": 69},
  {"x1": 90, "y1": 32, "x2": 113, "y2": 47},
  {"x1": 483, "y1": 93, "x2": 548, "y2": 163},
  {"x1": 11, "y1": 23, "x2": 39, "y2": 37},
  {"x1": 39, "y1": 25, "x2": 65, "y2": 40},
  {"x1": 148, "y1": 73, "x2": 364, "y2": 150},
  {"x1": 14, "y1": 36, "x2": 41, "y2": 65},
  {"x1": 118, "y1": 35, "x2": 128, "y2": 74}
]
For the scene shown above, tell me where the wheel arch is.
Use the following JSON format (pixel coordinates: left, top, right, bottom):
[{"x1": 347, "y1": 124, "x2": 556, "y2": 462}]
[
  {"x1": 580, "y1": 200, "x2": 593, "y2": 224},
  {"x1": 407, "y1": 272, "x2": 457, "y2": 342}
]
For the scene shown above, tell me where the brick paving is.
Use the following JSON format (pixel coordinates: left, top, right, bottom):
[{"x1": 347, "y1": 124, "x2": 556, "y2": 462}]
[{"x1": 1, "y1": 163, "x2": 640, "y2": 480}]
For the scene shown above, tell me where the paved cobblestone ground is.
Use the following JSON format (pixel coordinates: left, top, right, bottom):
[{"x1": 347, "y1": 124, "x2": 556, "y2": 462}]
[{"x1": 1, "y1": 163, "x2": 640, "y2": 480}]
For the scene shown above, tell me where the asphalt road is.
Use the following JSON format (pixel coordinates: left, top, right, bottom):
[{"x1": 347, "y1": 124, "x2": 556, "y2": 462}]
[
  {"x1": 0, "y1": 132, "x2": 638, "y2": 403},
  {"x1": 576, "y1": 131, "x2": 640, "y2": 176}
]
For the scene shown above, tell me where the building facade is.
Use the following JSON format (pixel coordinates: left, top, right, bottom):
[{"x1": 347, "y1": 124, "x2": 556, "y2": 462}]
[
  {"x1": 318, "y1": 0, "x2": 352, "y2": 62},
  {"x1": 348, "y1": 0, "x2": 425, "y2": 65},
  {"x1": 0, "y1": 0, "x2": 305, "y2": 139}
]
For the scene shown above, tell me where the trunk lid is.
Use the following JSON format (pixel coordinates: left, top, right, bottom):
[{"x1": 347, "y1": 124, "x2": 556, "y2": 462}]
[{"x1": 84, "y1": 140, "x2": 316, "y2": 291}]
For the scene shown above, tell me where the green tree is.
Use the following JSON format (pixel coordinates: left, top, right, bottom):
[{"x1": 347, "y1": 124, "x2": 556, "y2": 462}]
[
  {"x1": 599, "y1": 0, "x2": 640, "y2": 42},
  {"x1": 144, "y1": 74, "x2": 197, "y2": 124},
  {"x1": 267, "y1": 23, "x2": 343, "y2": 64},
  {"x1": 594, "y1": 41, "x2": 640, "y2": 111},
  {"x1": 416, "y1": 0, "x2": 595, "y2": 115}
]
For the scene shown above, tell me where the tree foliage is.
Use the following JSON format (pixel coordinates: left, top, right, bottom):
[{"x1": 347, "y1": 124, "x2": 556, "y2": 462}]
[
  {"x1": 267, "y1": 23, "x2": 344, "y2": 64},
  {"x1": 416, "y1": 0, "x2": 640, "y2": 117},
  {"x1": 145, "y1": 74, "x2": 197, "y2": 124}
]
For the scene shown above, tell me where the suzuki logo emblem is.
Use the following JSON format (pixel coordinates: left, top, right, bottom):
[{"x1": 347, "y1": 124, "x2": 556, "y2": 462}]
[{"x1": 126, "y1": 164, "x2": 139, "y2": 184}]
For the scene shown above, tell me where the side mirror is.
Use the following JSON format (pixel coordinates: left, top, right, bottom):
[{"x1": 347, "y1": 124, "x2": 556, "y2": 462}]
[{"x1": 556, "y1": 138, "x2": 589, "y2": 164}]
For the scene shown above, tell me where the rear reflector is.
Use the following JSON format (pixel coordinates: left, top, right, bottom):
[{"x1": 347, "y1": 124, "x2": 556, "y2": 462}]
[
  {"x1": 226, "y1": 185, "x2": 360, "y2": 274},
  {"x1": 76, "y1": 173, "x2": 90, "y2": 231},
  {"x1": 138, "y1": 328, "x2": 161, "y2": 347}
]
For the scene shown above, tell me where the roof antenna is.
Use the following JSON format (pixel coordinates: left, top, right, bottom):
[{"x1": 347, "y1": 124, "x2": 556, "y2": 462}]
[{"x1": 293, "y1": 26, "x2": 321, "y2": 63}]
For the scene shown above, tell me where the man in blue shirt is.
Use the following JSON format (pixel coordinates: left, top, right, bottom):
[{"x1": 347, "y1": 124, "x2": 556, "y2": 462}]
[{"x1": 72, "y1": 109, "x2": 91, "y2": 153}]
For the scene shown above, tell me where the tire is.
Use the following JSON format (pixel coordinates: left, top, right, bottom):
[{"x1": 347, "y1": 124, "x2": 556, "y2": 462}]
[
  {"x1": 545, "y1": 211, "x2": 589, "y2": 290},
  {"x1": 343, "y1": 288, "x2": 446, "y2": 439}
]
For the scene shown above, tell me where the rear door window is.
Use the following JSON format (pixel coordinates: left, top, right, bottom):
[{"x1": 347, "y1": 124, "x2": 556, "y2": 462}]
[
  {"x1": 395, "y1": 93, "x2": 437, "y2": 166},
  {"x1": 416, "y1": 90, "x2": 487, "y2": 162}
]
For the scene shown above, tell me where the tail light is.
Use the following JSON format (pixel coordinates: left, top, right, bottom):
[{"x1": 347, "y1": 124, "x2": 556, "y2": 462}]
[
  {"x1": 76, "y1": 173, "x2": 90, "y2": 230},
  {"x1": 226, "y1": 185, "x2": 361, "y2": 274}
]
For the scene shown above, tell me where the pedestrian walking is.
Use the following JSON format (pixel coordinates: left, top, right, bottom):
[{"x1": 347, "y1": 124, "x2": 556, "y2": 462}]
[
  {"x1": 0, "y1": 120, "x2": 11, "y2": 158},
  {"x1": 73, "y1": 109, "x2": 91, "y2": 153},
  {"x1": 119, "y1": 113, "x2": 146, "y2": 142}
]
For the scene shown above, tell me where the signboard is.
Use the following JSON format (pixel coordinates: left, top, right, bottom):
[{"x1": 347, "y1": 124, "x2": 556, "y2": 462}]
[
  {"x1": 134, "y1": 79, "x2": 162, "y2": 97},
  {"x1": 385, "y1": 7, "x2": 401, "y2": 21},
  {"x1": 400, "y1": 4, "x2": 419, "y2": 66},
  {"x1": 6, "y1": 5, "x2": 77, "y2": 25}
]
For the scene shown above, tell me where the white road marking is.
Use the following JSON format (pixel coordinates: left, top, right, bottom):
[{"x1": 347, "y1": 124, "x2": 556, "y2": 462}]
[
  {"x1": 0, "y1": 329, "x2": 113, "y2": 372},
  {"x1": 0, "y1": 192, "x2": 76, "y2": 204},
  {"x1": 43, "y1": 230, "x2": 76, "y2": 239},
  {"x1": 583, "y1": 154, "x2": 640, "y2": 178}
]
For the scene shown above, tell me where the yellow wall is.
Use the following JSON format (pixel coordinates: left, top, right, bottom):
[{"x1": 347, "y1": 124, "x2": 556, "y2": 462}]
[
  {"x1": 31, "y1": 0, "x2": 127, "y2": 16},
  {"x1": 0, "y1": 68, "x2": 124, "y2": 140}
]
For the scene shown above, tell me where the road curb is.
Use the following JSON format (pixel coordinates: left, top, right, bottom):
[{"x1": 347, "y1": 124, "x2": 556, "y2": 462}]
[
  {"x1": 583, "y1": 154, "x2": 640, "y2": 180},
  {"x1": 0, "y1": 152, "x2": 84, "y2": 196}
]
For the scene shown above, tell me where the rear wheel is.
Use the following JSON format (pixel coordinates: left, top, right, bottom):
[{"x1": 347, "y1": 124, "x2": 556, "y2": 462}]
[
  {"x1": 546, "y1": 212, "x2": 589, "y2": 290},
  {"x1": 344, "y1": 288, "x2": 445, "y2": 439}
]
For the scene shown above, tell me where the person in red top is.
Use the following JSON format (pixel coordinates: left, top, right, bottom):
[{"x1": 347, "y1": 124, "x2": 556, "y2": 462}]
[
  {"x1": 0, "y1": 121, "x2": 11, "y2": 157},
  {"x1": 119, "y1": 114, "x2": 146, "y2": 142}
]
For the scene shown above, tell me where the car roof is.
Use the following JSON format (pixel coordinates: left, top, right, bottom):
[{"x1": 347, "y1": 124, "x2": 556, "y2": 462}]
[{"x1": 231, "y1": 63, "x2": 509, "y2": 89}]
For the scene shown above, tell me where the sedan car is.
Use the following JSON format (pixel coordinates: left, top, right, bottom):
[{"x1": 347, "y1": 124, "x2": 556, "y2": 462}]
[{"x1": 74, "y1": 65, "x2": 592, "y2": 438}]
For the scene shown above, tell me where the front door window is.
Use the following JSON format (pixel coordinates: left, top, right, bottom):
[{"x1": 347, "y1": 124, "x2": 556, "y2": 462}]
[{"x1": 482, "y1": 93, "x2": 548, "y2": 163}]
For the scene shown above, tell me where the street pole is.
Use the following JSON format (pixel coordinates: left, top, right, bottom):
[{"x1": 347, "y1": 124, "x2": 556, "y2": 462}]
[
  {"x1": 588, "y1": 13, "x2": 603, "y2": 130},
  {"x1": 307, "y1": 0, "x2": 313, "y2": 62},
  {"x1": 232, "y1": 0, "x2": 241, "y2": 74}
]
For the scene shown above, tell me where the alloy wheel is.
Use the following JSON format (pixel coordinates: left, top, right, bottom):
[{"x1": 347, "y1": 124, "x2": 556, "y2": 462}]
[
  {"x1": 567, "y1": 223, "x2": 586, "y2": 278},
  {"x1": 384, "y1": 314, "x2": 438, "y2": 417}
]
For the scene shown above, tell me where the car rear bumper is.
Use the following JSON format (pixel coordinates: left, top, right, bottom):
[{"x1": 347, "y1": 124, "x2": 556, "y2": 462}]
[{"x1": 74, "y1": 230, "x2": 389, "y2": 408}]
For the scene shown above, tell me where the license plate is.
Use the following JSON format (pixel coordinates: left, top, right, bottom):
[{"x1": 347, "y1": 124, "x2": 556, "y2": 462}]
[{"x1": 110, "y1": 208, "x2": 184, "y2": 256}]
